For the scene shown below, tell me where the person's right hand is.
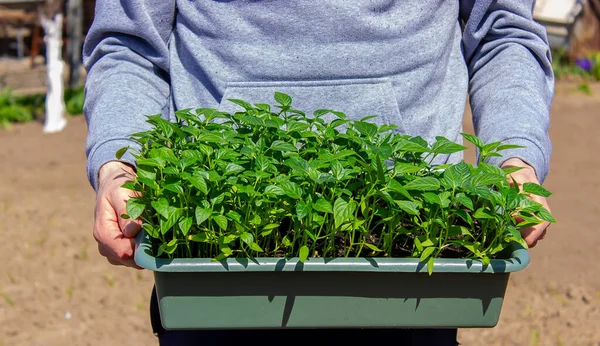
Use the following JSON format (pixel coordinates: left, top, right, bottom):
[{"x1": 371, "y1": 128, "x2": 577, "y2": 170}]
[{"x1": 94, "y1": 161, "x2": 142, "y2": 269}]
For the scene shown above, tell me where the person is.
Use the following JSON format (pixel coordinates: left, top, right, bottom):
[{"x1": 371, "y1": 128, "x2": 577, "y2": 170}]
[{"x1": 82, "y1": 1, "x2": 553, "y2": 345}]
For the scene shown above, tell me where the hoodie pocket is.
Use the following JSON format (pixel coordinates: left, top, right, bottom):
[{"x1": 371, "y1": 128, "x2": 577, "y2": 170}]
[{"x1": 218, "y1": 78, "x2": 403, "y2": 131}]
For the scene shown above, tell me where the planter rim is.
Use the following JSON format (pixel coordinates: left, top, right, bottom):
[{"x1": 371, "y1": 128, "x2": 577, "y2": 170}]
[{"x1": 134, "y1": 231, "x2": 529, "y2": 274}]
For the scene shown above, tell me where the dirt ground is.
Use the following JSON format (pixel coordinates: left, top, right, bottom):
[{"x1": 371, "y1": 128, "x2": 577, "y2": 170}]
[{"x1": 0, "y1": 81, "x2": 599, "y2": 346}]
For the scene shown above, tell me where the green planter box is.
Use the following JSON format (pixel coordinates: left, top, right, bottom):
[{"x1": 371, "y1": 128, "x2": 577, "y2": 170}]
[{"x1": 135, "y1": 231, "x2": 529, "y2": 330}]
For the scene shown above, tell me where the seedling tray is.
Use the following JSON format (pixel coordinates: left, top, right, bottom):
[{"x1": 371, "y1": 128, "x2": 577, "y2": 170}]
[{"x1": 135, "y1": 231, "x2": 529, "y2": 330}]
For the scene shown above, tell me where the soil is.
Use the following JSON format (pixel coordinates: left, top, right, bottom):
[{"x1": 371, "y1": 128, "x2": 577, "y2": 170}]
[{"x1": 0, "y1": 81, "x2": 599, "y2": 346}]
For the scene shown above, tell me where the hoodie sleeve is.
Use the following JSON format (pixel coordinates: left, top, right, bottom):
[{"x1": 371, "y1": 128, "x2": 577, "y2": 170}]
[
  {"x1": 460, "y1": 0, "x2": 554, "y2": 183},
  {"x1": 82, "y1": 0, "x2": 176, "y2": 191}
]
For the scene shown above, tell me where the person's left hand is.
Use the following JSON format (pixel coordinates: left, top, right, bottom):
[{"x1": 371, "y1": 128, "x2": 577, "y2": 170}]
[{"x1": 501, "y1": 158, "x2": 551, "y2": 248}]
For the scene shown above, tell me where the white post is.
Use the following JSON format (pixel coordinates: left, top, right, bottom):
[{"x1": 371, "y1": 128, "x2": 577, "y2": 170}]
[{"x1": 41, "y1": 12, "x2": 67, "y2": 133}]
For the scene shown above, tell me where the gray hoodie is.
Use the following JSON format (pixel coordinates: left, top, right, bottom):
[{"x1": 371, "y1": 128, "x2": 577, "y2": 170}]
[{"x1": 83, "y1": 0, "x2": 553, "y2": 191}]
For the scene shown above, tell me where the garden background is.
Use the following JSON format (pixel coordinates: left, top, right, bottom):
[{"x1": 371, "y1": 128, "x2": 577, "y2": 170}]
[{"x1": 1, "y1": 1, "x2": 600, "y2": 345}]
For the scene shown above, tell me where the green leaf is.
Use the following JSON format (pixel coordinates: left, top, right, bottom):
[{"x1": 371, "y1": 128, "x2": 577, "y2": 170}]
[
  {"x1": 394, "y1": 162, "x2": 424, "y2": 175},
  {"x1": 419, "y1": 246, "x2": 436, "y2": 262},
  {"x1": 270, "y1": 140, "x2": 297, "y2": 152},
  {"x1": 473, "y1": 208, "x2": 496, "y2": 219},
  {"x1": 187, "y1": 174, "x2": 208, "y2": 195},
  {"x1": 213, "y1": 215, "x2": 228, "y2": 230},
  {"x1": 149, "y1": 148, "x2": 177, "y2": 165},
  {"x1": 364, "y1": 243, "x2": 383, "y2": 252},
  {"x1": 164, "y1": 183, "x2": 184, "y2": 195},
  {"x1": 330, "y1": 160, "x2": 345, "y2": 181},
  {"x1": 360, "y1": 115, "x2": 377, "y2": 122},
  {"x1": 210, "y1": 193, "x2": 226, "y2": 206},
  {"x1": 178, "y1": 157, "x2": 198, "y2": 171},
  {"x1": 143, "y1": 224, "x2": 159, "y2": 238},
  {"x1": 427, "y1": 257, "x2": 435, "y2": 275},
  {"x1": 422, "y1": 192, "x2": 442, "y2": 205},
  {"x1": 137, "y1": 177, "x2": 159, "y2": 190},
  {"x1": 471, "y1": 172, "x2": 505, "y2": 186},
  {"x1": 461, "y1": 133, "x2": 484, "y2": 148},
  {"x1": 431, "y1": 137, "x2": 467, "y2": 155},
  {"x1": 369, "y1": 143, "x2": 393, "y2": 159},
  {"x1": 448, "y1": 225, "x2": 473, "y2": 237},
  {"x1": 160, "y1": 209, "x2": 181, "y2": 235},
  {"x1": 264, "y1": 185, "x2": 285, "y2": 197},
  {"x1": 314, "y1": 109, "x2": 346, "y2": 119},
  {"x1": 126, "y1": 198, "x2": 145, "y2": 220},
  {"x1": 284, "y1": 157, "x2": 309, "y2": 174},
  {"x1": 178, "y1": 217, "x2": 193, "y2": 236},
  {"x1": 395, "y1": 139, "x2": 430, "y2": 153},
  {"x1": 394, "y1": 200, "x2": 420, "y2": 215},
  {"x1": 536, "y1": 207, "x2": 556, "y2": 223},
  {"x1": 249, "y1": 214, "x2": 262, "y2": 226},
  {"x1": 250, "y1": 242, "x2": 264, "y2": 253},
  {"x1": 260, "y1": 224, "x2": 279, "y2": 236},
  {"x1": 274, "y1": 92, "x2": 292, "y2": 107},
  {"x1": 353, "y1": 121, "x2": 378, "y2": 138},
  {"x1": 313, "y1": 198, "x2": 333, "y2": 213},
  {"x1": 299, "y1": 245, "x2": 309, "y2": 262},
  {"x1": 227, "y1": 98, "x2": 253, "y2": 110},
  {"x1": 523, "y1": 182, "x2": 552, "y2": 197},
  {"x1": 279, "y1": 181, "x2": 302, "y2": 199},
  {"x1": 333, "y1": 197, "x2": 356, "y2": 228},
  {"x1": 137, "y1": 157, "x2": 166, "y2": 169},
  {"x1": 163, "y1": 167, "x2": 179, "y2": 176},
  {"x1": 240, "y1": 232, "x2": 254, "y2": 245},
  {"x1": 481, "y1": 255, "x2": 490, "y2": 266},
  {"x1": 226, "y1": 211, "x2": 243, "y2": 224},
  {"x1": 516, "y1": 214, "x2": 543, "y2": 228},
  {"x1": 420, "y1": 237, "x2": 436, "y2": 247},
  {"x1": 120, "y1": 181, "x2": 139, "y2": 192},
  {"x1": 188, "y1": 232, "x2": 208, "y2": 242},
  {"x1": 195, "y1": 207, "x2": 211, "y2": 225},
  {"x1": 197, "y1": 133, "x2": 226, "y2": 144},
  {"x1": 224, "y1": 163, "x2": 245, "y2": 176},
  {"x1": 460, "y1": 242, "x2": 481, "y2": 256},
  {"x1": 158, "y1": 239, "x2": 178, "y2": 256},
  {"x1": 151, "y1": 198, "x2": 170, "y2": 219},
  {"x1": 502, "y1": 166, "x2": 524, "y2": 175},
  {"x1": 414, "y1": 237, "x2": 423, "y2": 252},
  {"x1": 115, "y1": 146, "x2": 129, "y2": 160},
  {"x1": 386, "y1": 179, "x2": 413, "y2": 200},
  {"x1": 266, "y1": 118, "x2": 282, "y2": 129},
  {"x1": 454, "y1": 162, "x2": 471, "y2": 177},
  {"x1": 286, "y1": 120, "x2": 310, "y2": 133},
  {"x1": 236, "y1": 114, "x2": 264, "y2": 127},
  {"x1": 255, "y1": 155, "x2": 270, "y2": 171},
  {"x1": 296, "y1": 200, "x2": 312, "y2": 220},
  {"x1": 454, "y1": 209, "x2": 473, "y2": 226},
  {"x1": 443, "y1": 165, "x2": 464, "y2": 189},
  {"x1": 455, "y1": 193, "x2": 474, "y2": 210},
  {"x1": 304, "y1": 229, "x2": 317, "y2": 242},
  {"x1": 496, "y1": 144, "x2": 526, "y2": 151},
  {"x1": 375, "y1": 156, "x2": 386, "y2": 183},
  {"x1": 198, "y1": 144, "x2": 214, "y2": 157},
  {"x1": 405, "y1": 177, "x2": 440, "y2": 191}
]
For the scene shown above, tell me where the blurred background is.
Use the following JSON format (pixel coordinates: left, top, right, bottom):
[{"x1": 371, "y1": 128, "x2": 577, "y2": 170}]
[{"x1": 0, "y1": 0, "x2": 599, "y2": 345}]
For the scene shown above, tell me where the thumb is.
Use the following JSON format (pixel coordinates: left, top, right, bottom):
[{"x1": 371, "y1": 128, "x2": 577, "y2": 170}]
[
  {"x1": 122, "y1": 218, "x2": 142, "y2": 238},
  {"x1": 112, "y1": 188, "x2": 142, "y2": 238}
]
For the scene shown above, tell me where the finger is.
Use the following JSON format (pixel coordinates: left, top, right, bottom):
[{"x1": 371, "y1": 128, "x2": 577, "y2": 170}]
[
  {"x1": 97, "y1": 239, "x2": 140, "y2": 268},
  {"x1": 98, "y1": 243, "x2": 127, "y2": 266},
  {"x1": 111, "y1": 189, "x2": 142, "y2": 238},
  {"x1": 94, "y1": 199, "x2": 141, "y2": 268},
  {"x1": 519, "y1": 222, "x2": 549, "y2": 248}
]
